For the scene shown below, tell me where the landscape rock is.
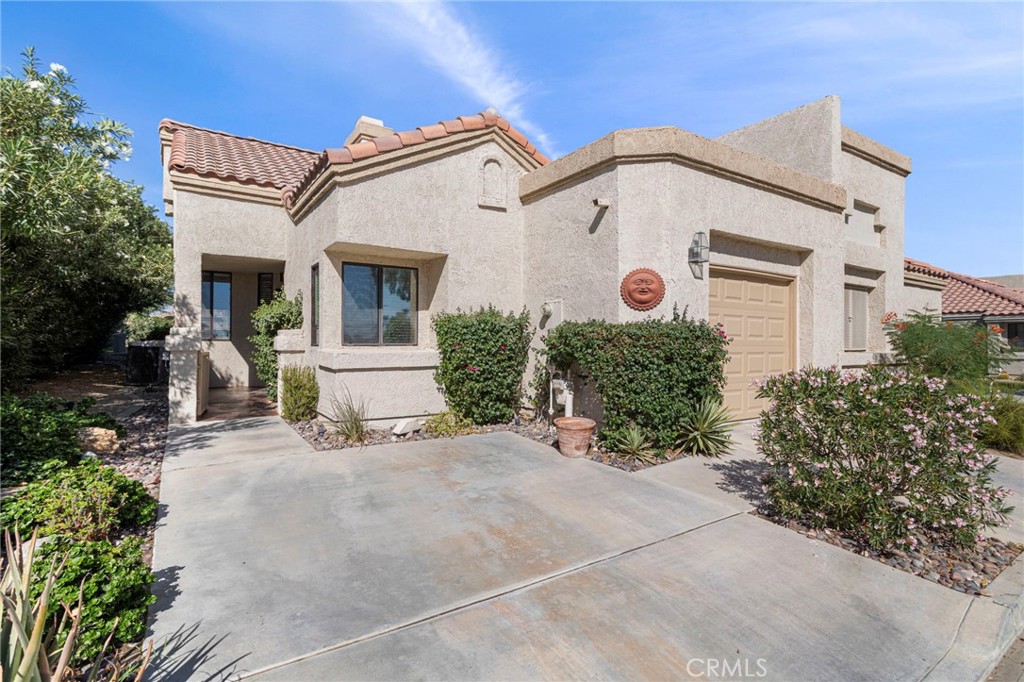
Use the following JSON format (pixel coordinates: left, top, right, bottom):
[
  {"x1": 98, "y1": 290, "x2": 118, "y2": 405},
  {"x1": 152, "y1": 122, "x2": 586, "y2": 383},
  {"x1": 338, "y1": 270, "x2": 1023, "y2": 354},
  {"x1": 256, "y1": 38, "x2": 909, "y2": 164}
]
[{"x1": 77, "y1": 427, "x2": 120, "y2": 454}]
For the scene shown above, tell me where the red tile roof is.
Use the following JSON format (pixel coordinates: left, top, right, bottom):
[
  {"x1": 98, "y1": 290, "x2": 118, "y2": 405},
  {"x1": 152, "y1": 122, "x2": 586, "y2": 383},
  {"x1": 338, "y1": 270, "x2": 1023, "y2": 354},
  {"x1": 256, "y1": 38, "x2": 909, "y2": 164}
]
[
  {"x1": 159, "y1": 120, "x2": 319, "y2": 190},
  {"x1": 281, "y1": 112, "x2": 549, "y2": 209},
  {"x1": 904, "y1": 258, "x2": 1024, "y2": 316},
  {"x1": 160, "y1": 112, "x2": 549, "y2": 210}
]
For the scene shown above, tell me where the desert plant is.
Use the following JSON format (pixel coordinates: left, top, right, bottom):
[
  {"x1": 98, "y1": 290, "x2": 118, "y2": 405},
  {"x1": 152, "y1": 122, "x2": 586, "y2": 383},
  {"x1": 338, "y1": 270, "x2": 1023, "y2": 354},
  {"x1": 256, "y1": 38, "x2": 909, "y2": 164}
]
[
  {"x1": 33, "y1": 536, "x2": 154, "y2": 664},
  {"x1": 280, "y1": 365, "x2": 319, "y2": 421},
  {"x1": 539, "y1": 310, "x2": 730, "y2": 448},
  {"x1": 0, "y1": 393, "x2": 122, "y2": 485},
  {"x1": 1, "y1": 459, "x2": 156, "y2": 542},
  {"x1": 885, "y1": 311, "x2": 1011, "y2": 379},
  {"x1": 432, "y1": 307, "x2": 532, "y2": 425},
  {"x1": 423, "y1": 410, "x2": 476, "y2": 438},
  {"x1": 605, "y1": 423, "x2": 659, "y2": 465},
  {"x1": 757, "y1": 365, "x2": 1012, "y2": 551},
  {"x1": 1, "y1": 530, "x2": 82, "y2": 682},
  {"x1": 675, "y1": 398, "x2": 736, "y2": 457},
  {"x1": 980, "y1": 393, "x2": 1024, "y2": 456},
  {"x1": 249, "y1": 290, "x2": 302, "y2": 401},
  {"x1": 324, "y1": 387, "x2": 369, "y2": 444}
]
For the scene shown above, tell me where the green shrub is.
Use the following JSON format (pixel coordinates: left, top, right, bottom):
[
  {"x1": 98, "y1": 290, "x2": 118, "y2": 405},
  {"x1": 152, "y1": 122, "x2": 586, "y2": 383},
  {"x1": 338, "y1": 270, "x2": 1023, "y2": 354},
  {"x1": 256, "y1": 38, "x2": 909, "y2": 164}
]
[
  {"x1": 885, "y1": 311, "x2": 1011, "y2": 379},
  {"x1": 605, "y1": 423, "x2": 659, "y2": 465},
  {"x1": 432, "y1": 307, "x2": 532, "y2": 424},
  {"x1": 1, "y1": 459, "x2": 156, "y2": 541},
  {"x1": 981, "y1": 394, "x2": 1024, "y2": 455},
  {"x1": 539, "y1": 311, "x2": 730, "y2": 448},
  {"x1": 0, "y1": 393, "x2": 122, "y2": 484},
  {"x1": 124, "y1": 311, "x2": 172, "y2": 341},
  {"x1": 325, "y1": 387, "x2": 369, "y2": 444},
  {"x1": 424, "y1": 410, "x2": 476, "y2": 438},
  {"x1": 249, "y1": 290, "x2": 302, "y2": 401},
  {"x1": 280, "y1": 365, "x2": 319, "y2": 421},
  {"x1": 676, "y1": 398, "x2": 736, "y2": 457},
  {"x1": 757, "y1": 366, "x2": 1012, "y2": 551},
  {"x1": 33, "y1": 536, "x2": 155, "y2": 663}
]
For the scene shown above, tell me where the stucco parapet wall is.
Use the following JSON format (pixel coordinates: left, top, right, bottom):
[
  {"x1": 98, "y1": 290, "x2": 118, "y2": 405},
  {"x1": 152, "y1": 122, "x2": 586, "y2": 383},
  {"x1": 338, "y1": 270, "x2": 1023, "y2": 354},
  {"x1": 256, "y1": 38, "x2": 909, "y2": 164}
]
[
  {"x1": 315, "y1": 348, "x2": 440, "y2": 371},
  {"x1": 164, "y1": 327, "x2": 202, "y2": 352},
  {"x1": 274, "y1": 329, "x2": 306, "y2": 353},
  {"x1": 285, "y1": 129, "x2": 542, "y2": 223},
  {"x1": 519, "y1": 127, "x2": 847, "y2": 212},
  {"x1": 841, "y1": 127, "x2": 912, "y2": 177},
  {"x1": 168, "y1": 171, "x2": 285, "y2": 208}
]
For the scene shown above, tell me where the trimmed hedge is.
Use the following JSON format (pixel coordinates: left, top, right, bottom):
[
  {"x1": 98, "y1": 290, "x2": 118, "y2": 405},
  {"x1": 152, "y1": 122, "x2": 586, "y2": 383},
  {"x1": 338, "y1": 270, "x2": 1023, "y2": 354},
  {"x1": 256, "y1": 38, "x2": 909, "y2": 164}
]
[
  {"x1": 433, "y1": 307, "x2": 532, "y2": 424},
  {"x1": 539, "y1": 311, "x2": 730, "y2": 448}
]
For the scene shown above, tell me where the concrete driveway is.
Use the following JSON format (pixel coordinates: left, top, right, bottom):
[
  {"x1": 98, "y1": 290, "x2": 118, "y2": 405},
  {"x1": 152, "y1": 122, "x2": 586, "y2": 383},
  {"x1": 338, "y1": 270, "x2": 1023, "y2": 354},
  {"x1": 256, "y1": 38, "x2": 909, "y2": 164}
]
[{"x1": 148, "y1": 418, "x2": 1022, "y2": 681}]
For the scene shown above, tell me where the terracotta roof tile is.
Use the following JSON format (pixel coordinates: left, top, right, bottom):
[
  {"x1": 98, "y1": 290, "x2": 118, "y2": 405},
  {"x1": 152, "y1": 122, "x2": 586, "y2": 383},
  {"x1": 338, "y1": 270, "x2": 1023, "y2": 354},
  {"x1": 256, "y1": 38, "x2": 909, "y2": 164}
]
[
  {"x1": 162, "y1": 112, "x2": 549, "y2": 213},
  {"x1": 159, "y1": 119, "x2": 319, "y2": 189},
  {"x1": 418, "y1": 123, "x2": 448, "y2": 141},
  {"x1": 904, "y1": 258, "x2": 1024, "y2": 316}
]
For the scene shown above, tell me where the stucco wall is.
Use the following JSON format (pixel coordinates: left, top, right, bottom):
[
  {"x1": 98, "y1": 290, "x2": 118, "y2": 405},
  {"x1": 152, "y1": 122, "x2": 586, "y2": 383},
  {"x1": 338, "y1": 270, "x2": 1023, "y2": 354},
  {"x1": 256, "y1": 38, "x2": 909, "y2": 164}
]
[
  {"x1": 902, "y1": 281, "x2": 943, "y2": 315},
  {"x1": 283, "y1": 139, "x2": 531, "y2": 422}
]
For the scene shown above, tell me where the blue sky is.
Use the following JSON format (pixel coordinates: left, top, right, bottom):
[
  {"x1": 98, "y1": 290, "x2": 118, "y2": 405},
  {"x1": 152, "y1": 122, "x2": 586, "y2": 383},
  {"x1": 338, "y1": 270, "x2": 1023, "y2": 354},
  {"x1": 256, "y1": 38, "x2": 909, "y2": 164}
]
[{"x1": 4, "y1": 1, "x2": 1022, "y2": 276}]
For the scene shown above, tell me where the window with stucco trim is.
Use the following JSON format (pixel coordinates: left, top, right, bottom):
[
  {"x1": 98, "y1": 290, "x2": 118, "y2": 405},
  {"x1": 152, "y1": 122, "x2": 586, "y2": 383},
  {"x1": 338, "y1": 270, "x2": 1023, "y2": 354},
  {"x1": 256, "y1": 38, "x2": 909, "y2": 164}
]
[
  {"x1": 1006, "y1": 322, "x2": 1024, "y2": 349},
  {"x1": 844, "y1": 286, "x2": 869, "y2": 351},
  {"x1": 342, "y1": 263, "x2": 418, "y2": 346},
  {"x1": 201, "y1": 271, "x2": 231, "y2": 340}
]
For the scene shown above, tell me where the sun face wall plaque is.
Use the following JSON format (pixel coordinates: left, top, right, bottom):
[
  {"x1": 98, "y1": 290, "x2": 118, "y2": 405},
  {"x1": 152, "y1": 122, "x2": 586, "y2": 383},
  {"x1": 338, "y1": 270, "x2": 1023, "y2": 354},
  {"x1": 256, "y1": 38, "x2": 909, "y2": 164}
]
[{"x1": 620, "y1": 268, "x2": 666, "y2": 311}]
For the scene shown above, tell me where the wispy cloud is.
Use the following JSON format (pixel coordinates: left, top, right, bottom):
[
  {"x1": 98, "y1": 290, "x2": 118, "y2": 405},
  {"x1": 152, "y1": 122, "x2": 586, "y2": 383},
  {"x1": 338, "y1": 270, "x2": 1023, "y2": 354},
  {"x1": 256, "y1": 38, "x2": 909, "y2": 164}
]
[{"x1": 362, "y1": 2, "x2": 559, "y2": 156}]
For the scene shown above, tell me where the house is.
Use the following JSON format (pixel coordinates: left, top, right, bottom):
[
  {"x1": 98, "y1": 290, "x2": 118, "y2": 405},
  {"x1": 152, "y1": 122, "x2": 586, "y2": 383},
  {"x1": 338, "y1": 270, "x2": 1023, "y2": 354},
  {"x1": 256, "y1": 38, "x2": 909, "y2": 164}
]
[
  {"x1": 903, "y1": 258, "x2": 1024, "y2": 376},
  {"x1": 162, "y1": 96, "x2": 917, "y2": 424}
]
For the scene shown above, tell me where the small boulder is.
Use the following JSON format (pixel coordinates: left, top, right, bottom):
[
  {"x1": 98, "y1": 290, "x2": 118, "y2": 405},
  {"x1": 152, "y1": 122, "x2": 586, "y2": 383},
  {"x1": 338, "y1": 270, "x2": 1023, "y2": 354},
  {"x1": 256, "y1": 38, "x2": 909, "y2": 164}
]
[
  {"x1": 77, "y1": 427, "x2": 120, "y2": 455},
  {"x1": 392, "y1": 418, "x2": 423, "y2": 436}
]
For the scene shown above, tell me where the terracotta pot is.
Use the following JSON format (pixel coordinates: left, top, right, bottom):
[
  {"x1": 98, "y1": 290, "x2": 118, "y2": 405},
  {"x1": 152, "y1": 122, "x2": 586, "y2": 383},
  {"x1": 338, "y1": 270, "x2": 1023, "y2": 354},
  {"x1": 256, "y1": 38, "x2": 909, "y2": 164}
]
[{"x1": 554, "y1": 416, "x2": 596, "y2": 458}]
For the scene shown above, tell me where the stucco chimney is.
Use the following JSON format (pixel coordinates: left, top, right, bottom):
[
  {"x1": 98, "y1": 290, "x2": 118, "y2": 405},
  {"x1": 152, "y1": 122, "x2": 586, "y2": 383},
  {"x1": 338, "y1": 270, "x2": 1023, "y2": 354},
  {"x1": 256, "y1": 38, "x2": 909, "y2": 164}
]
[{"x1": 345, "y1": 116, "x2": 395, "y2": 146}]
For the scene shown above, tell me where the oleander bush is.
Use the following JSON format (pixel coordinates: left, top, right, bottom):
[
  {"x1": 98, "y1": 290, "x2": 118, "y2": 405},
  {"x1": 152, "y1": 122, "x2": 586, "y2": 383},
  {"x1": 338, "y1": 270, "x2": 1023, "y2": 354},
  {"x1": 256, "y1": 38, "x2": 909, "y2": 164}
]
[
  {"x1": 885, "y1": 311, "x2": 1011, "y2": 379},
  {"x1": 432, "y1": 307, "x2": 532, "y2": 425},
  {"x1": 538, "y1": 311, "x2": 730, "y2": 448},
  {"x1": 280, "y1": 365, "x2": 319, "y2": 421},
  {"x1": 1, "y1": 458, "x2": 156, "y2": 541},
  {"x1": 33, "y1": 536, "x2": 155, "y2": 663},
  {"x1": 249, "y1": 290, "x2": 303, "y2": 401},
  {"x1": 0, "y1": 392, "x2": 123, "y2": 484},
  {"x1": 756, "y1": 365, "x2": 1013, "y2": 551}
]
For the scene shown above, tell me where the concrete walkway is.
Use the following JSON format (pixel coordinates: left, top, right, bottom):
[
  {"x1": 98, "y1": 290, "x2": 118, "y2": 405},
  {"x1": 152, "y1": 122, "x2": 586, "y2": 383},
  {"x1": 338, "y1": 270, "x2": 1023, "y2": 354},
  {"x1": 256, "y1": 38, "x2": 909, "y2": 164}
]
[{"x1": 149, "y1": 419, "x2": 1022, "y2": 681}]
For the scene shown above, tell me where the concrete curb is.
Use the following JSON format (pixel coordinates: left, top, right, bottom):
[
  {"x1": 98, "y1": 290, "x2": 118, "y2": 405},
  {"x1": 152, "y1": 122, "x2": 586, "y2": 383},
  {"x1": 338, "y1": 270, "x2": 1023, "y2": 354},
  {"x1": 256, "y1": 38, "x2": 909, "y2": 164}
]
[{"x1": 925, "y1": 558, "x2": 1024, "y2": 681}]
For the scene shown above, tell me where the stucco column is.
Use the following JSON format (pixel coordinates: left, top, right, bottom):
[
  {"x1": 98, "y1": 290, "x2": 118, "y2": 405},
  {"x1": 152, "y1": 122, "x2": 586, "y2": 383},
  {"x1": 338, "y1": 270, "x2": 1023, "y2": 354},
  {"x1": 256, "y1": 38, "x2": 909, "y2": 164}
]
[
  {"x1": 166, "y1": 327, "x2": 203, "y2": 424},
  {"x1": 274, "y1": 329, "x2": 307, "y2": 415}
]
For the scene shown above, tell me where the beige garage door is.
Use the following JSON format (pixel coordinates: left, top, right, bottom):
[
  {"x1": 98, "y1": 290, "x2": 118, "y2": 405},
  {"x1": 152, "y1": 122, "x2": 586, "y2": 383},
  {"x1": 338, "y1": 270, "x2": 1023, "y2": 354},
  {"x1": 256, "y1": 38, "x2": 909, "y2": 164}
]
[{"x1": 708, "y1": 268, "x2": 794, "y2": 420}]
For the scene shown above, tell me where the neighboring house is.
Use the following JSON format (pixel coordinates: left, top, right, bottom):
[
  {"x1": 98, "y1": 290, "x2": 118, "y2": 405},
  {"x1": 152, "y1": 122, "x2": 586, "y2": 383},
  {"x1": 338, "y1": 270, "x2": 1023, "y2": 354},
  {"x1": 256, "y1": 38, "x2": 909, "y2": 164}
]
[
  {"x1": 904, "y1": 258, "x2": 1024, "y2": 376},
  {"x1": 162, "y1": 96, "x2": 915, "y2": 424}
]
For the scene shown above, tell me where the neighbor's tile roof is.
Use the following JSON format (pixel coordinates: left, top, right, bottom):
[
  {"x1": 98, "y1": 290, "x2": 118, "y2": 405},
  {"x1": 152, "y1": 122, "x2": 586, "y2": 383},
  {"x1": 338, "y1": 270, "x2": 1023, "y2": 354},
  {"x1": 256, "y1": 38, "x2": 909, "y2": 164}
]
[
  {"x1": 160, "y1": 112, "x2": 549, "y2": 209},
  {"x1": 159, "y1": 120, "x2": 319, "y2": 190},
  {"x1": 282, "y1": 112, "x2": 549, "y2": 209},
  {"x1": 904, "y1": 258, "x2": 1024, "y2": 316}
]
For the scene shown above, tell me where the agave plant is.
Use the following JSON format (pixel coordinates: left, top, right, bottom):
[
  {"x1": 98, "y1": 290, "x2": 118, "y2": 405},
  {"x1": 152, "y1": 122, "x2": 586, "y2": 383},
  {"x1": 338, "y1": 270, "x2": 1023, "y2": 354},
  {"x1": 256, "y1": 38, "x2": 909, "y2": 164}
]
[
  {"x1": 607, "y1": 423, "x2": 660, "y2": 465},
  {"x1": 0, "y1": 531, "x2": 151, "y2": 682},
  {"x1": 676, "y1": 398, "x2": 737, "y2": 457}
]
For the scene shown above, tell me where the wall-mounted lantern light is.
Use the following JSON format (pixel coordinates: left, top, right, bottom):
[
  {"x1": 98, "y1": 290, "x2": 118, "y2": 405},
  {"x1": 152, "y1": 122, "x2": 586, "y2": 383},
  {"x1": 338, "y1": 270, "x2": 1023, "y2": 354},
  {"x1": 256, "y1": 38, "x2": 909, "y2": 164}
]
[{"x1": 688, "y1": 231, "x2": 710, "y2": 264}]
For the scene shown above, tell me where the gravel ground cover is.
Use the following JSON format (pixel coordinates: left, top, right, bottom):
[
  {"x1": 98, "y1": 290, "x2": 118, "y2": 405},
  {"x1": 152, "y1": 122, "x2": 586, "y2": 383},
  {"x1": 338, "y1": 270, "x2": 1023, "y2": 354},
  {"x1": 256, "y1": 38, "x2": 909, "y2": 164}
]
[{"x1": 756, "y1": 509, "x2": 1022, "y2": 596}]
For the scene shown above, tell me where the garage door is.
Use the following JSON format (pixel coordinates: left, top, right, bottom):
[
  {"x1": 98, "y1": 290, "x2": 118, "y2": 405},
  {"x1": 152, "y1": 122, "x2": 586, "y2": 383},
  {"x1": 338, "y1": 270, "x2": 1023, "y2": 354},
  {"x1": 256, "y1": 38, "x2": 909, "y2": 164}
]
[{"x1": 708, "y1": 268, "x2": 794, "y2": 420}]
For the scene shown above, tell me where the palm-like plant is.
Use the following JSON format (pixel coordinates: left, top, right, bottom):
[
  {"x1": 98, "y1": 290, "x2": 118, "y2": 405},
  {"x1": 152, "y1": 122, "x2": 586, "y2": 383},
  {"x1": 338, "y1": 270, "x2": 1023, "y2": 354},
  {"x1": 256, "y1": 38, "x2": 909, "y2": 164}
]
[{"x1": 607, "y1": 423, "x2": 660, "y2": 465}]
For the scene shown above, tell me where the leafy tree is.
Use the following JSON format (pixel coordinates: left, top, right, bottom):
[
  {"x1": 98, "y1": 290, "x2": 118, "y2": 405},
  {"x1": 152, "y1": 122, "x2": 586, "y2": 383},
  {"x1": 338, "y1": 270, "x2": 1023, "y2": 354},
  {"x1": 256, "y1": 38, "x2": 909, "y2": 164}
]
[
  {"x1": 0, "y1": 48, "x2": 172, "y2": 387},
  {"x1": 885, "y1": 310, "x2": 1010, "y2": 379}
]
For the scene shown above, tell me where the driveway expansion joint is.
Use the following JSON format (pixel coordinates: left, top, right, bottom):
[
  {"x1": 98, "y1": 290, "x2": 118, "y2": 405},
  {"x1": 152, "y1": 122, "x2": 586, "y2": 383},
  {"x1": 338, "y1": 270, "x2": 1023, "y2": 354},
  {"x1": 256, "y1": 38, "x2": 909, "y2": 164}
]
[{"x1": 236, "y1": 510, "x2": 748, "y2": 680}]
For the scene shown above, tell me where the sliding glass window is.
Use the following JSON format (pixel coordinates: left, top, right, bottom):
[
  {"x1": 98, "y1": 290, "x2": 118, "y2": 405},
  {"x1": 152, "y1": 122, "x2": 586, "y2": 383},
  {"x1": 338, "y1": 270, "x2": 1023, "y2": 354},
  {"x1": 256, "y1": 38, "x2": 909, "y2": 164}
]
[
  {"x1": 310, "y1": 264, "x2": 320, "y2": 346},
  {"x1": 342, "y1": 263, "x2": 417, "y2": 346}
]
